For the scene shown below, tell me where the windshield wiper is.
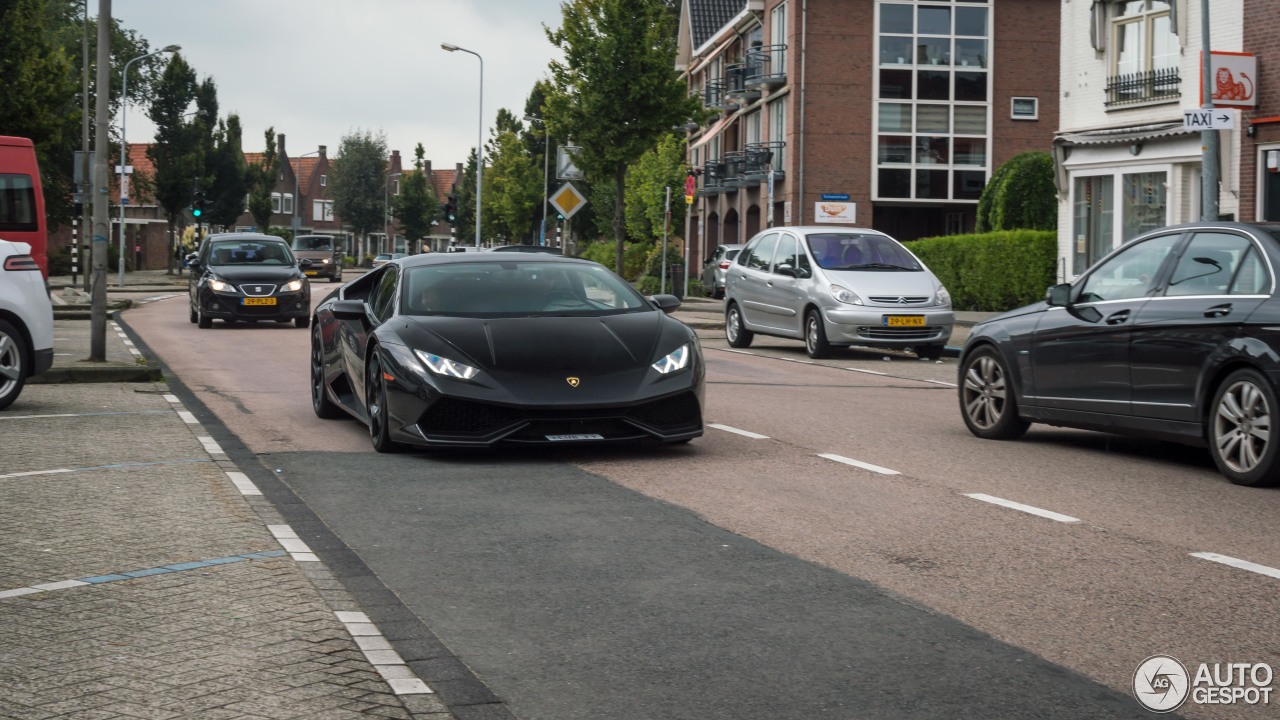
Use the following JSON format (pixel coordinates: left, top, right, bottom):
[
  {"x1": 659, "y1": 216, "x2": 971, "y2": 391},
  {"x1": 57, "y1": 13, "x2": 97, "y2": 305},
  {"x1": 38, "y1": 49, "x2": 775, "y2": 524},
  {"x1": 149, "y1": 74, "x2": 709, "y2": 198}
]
[{"x1": 841, "y1": 262, "x2": 918, "y2": 271}]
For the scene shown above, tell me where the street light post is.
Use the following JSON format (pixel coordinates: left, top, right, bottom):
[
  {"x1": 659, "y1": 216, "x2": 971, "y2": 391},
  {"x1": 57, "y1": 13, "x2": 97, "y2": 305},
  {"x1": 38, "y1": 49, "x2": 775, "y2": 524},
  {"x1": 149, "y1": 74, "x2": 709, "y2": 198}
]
[
  {"x1": 293, "y1": 149, "x2": 321, "y2": 237},
  {"x1": 384, "y1": 171, "x2": 402, "y2": 254},
  {"x1": 118, "y1": 44, "x2": 179, "y2": 286},
  {"x1": 441, "y1": 43, "x2": 483, "y2": 249}
]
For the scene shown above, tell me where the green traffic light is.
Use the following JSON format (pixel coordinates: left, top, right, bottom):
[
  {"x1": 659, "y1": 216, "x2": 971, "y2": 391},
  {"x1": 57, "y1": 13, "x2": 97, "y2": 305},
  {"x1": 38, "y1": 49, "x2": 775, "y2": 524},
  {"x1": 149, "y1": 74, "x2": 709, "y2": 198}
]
[{"x1": 192, "y1": 208, "x2": 202, "y2": 217}]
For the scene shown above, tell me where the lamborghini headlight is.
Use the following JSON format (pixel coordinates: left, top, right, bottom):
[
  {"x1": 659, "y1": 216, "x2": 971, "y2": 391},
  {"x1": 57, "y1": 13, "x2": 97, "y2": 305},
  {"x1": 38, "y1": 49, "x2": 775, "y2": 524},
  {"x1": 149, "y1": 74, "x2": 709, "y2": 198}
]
[
  {"x1": 282, "y1": 278, "x2": 305, "y2": 292},
  {"x1": 651, "y1": 344, "x2": 690, "y2": 374},
  {"x1": 414, "y1": 350, "x2": 480, "y2": 380}
]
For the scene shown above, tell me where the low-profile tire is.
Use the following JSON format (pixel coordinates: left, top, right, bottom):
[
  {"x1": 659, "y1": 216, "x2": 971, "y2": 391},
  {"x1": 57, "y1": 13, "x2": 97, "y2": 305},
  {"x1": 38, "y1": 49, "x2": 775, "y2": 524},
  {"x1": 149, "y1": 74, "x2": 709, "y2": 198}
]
[
  {"x1": 189, "y1": 305, "x2": 198, "y2": 324},
  {"x1": 366, "y1": 351, "x2": 405, "y2": 453},
  {"x1": 917, "y1": 343, "x2": 945, "y2": 361},
  {"x1": 725, "y1": 302, "x2": 754, "y2": 348},
  {"x1": 805, "y1": 309, "x2": 833, "y2": 359},
  {"x1": 0, "y1": 319, "x2": 30, "y2": 410},
  {"x1": 197, "y1": 307, "x2": 212, "y2": 329},
  {"x1": 1208, "y1": 368, "x2": 1280, "y2": 487},
  {"x1": 294, "y1": 316, "x2": 309, "y2": 328},
  {"x1": 310, "y1": 324, "x2": 344, "y2": 419},
  {"x1": 958, "y1": 345, "x2": 1029, "y2": 440}
]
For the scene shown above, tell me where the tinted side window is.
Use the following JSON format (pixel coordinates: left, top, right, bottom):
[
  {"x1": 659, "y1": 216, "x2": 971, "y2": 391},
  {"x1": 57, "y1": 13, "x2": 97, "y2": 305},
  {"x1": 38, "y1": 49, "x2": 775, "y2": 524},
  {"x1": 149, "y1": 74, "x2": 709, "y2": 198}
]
[
  {"x1": 370, "y1": 268, "x2": 399, "y2": 322},
  {"x1": 0, "y1": 173, "x2": 37, "y2": 232},
  {"x1": 1078, "y1": 234, "x2": 1181, "y2": 302},
  {"x1": 1165, "y1": 232, "x2": 1257, "y2": 297},
  {"x1": 1231, "y1": 247, "x2": 1271, "y2": 295},
  {"x1": 744, "y1": 234, "x2": 779, "y2": 271}
]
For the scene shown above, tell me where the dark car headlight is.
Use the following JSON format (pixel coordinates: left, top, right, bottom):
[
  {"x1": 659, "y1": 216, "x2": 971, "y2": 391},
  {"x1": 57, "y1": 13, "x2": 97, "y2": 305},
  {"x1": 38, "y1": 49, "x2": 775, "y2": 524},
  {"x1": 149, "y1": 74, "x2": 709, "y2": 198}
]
[
  {"x1": 651, "y1": 344, "x2": 691, "y2": 374},
  {"x1": 414, "y1": 349, "x2": 480, "y2": 380}
]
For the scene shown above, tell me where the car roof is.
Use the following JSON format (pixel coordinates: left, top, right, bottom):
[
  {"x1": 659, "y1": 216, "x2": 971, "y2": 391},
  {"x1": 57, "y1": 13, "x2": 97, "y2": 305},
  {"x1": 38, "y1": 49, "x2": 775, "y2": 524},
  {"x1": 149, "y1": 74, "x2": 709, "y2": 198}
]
[
  {"x1": 205, "y1": 233, "x2": 286, "y2": 243},
  {"x1": 397, "y1": 252, "x2": 596, "y2": 269}
]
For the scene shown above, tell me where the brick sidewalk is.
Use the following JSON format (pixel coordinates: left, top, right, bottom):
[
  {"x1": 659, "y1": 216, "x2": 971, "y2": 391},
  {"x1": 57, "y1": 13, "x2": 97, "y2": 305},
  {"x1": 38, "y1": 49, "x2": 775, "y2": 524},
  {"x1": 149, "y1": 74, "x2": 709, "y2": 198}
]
[{"x1": 0, "y1": 320, "x2": 455, "y2": 718}]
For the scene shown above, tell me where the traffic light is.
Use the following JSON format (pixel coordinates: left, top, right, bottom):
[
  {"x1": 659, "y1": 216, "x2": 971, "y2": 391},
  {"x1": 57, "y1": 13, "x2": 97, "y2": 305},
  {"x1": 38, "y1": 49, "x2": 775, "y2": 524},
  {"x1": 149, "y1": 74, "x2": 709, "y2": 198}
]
[
  {"x1": 191, "y1": 190, "x2": 206, "y2": 218},
  {"x1": 443, "y1": 195, "x2": 457, "y2": 224}
]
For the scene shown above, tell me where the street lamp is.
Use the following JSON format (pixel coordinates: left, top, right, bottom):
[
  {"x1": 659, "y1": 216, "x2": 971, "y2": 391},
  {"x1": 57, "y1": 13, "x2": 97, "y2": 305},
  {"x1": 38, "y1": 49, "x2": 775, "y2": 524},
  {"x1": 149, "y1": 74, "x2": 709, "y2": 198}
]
[
  {"x1": 524, "y1": 115, "x2": 551, "y2": 247},
  {"x1": 118, "y1": 44, "x2": 179, "y2": 286},
  {"x1": 441, "y1": 42, "x2": 483, "y2": 249},
  {"x1": 384, "y1": 171, "x2": 402, "y2": 254},
  {"x1": 293, "y1": 149, "x2": 322, "y2": 236}
]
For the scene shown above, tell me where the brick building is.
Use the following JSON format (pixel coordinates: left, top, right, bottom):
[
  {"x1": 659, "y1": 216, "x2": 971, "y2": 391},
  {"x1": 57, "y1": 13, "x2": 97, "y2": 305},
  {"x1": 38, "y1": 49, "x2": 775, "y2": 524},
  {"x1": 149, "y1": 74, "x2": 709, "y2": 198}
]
[
  {"x1": 1241, "y1": 0, "x2": 1280, "y2": 221},
  {"x1": 678, "y1": 0, "x2": 1059, "y2": 271}
]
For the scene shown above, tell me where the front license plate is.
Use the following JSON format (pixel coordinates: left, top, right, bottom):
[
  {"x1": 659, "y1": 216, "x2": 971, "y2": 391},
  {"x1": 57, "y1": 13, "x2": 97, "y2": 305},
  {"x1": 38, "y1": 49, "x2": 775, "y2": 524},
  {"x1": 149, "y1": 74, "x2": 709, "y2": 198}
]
[
  {"x1": 304, "y1": 271, "x2": 318, "y2": 276},
  {"x1": 545, "y1": 433, "x2": 605, "y2": 441},
  {"x1": 883, "y1": 315, "x2": 925, "y2": 327},
  {"x1": 242, "y1": 297, "x2": 277, "y2": 306}
]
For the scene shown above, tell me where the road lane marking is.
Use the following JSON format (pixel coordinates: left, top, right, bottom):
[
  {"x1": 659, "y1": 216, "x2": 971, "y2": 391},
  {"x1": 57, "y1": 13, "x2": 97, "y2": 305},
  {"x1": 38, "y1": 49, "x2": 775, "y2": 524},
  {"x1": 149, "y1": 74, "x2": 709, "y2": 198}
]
[
  {"x1": 268, "y1": 524, "x2": 318, "y2": 561},
  {"x1": 1191, "y1": 552, "x2": 1280, "y2": 580},
  {"x1": 846, "y1": 367, "x2": 888, "y2": 376},
  {"x1": 0, "y1": 410, "x2": 172, "y2": 421},
  {"x1": 197, "y1": 436, "x2": 225, "y2": 455},
  {"x1": 0, "y1": 468, "x2": 73, "y2": 479},
  {"x1": 709, "y1": 423, "x2": 770, "y2": 439},
  {"x1": 921, "y1": 378, "x2": 957, "y2": 387},
  {"x1": 817, "y1": 453, "x2": 900, "y2": 475},
  {"x1": 964, "y1": 493, "x2": 1081, "y2": 523},
  {"x1": 0, "y1": 550, "x2": 288, "y2": 598},
  {"x1": 720, "y1": 349, "x2": 755, "y2": 356},
  {"x1": 226, "y1": 471, "x2": 262, "y2": 496},
  {"x1": 177, "y1": 411, "x2": 198, "y2": 424},
  {"x1": 163, "y1": 394, "x2": 180, "y2": 403},
  {"x1": 1, "y1": 459, "x2": 211, "y2": 480},
  {"x1": 334, "y1": 611, "x2": 434, "y2": 695}
]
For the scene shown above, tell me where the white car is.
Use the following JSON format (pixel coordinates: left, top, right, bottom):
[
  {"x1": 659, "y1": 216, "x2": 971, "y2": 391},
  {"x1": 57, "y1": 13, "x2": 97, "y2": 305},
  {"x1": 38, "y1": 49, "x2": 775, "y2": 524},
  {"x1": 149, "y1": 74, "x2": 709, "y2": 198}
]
[{"x1": 0, "y1": 239, "x2": 53, "y2": 409}]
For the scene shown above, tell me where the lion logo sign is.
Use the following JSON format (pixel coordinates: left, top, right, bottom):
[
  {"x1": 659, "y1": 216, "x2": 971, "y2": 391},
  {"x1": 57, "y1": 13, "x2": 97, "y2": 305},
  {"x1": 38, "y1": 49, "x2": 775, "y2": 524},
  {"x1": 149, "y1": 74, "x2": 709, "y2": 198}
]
[{"x1": 1214, "y1": 66, "x2": 1254, "y2": 103}]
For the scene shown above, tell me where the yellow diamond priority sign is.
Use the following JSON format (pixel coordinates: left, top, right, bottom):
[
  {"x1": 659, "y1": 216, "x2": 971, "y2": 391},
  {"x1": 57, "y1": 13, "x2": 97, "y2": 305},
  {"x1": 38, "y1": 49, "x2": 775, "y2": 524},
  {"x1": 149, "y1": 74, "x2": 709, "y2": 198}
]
[{"x1": 549, "y1": 182, "x2": 587, "y2": 220}]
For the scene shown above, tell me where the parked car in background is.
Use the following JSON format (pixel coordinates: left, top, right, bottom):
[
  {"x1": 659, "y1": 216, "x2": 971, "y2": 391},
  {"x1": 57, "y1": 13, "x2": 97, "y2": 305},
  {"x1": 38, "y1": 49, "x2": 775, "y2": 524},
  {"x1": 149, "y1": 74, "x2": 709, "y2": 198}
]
[
  {"x1": 0, "y1": 136, "x2": 48, "y2": 279},
  {"x1": 700, "y1": 243, "x2": 743, "y2": 298},
  {"x1": 489, "y1": 244, "x2": 563, "y2": 255},
  {"x1": 724, "y1": 227, "x2": 952, "y2": 360},
  {"x1": 0, "y1": 239, "x2": 53, "y2": 409},
  {"x1": 291, "y1": 234, "x2": 343, "y2": 282},
  {"x1": 371, "y1": 253, "x2": 406, "y2": 269},
  {"x1": 959, "y1": 221, "x2": 1280, "y2": 487},
  {"x1": 188, "y1": 233, "x2": 311, "y2": 329}
]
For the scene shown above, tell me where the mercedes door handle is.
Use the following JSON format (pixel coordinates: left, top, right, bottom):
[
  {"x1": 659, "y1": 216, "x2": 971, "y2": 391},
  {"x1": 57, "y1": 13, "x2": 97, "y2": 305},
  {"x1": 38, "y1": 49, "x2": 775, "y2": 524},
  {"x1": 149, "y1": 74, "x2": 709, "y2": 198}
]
[
  {"x1": 1204, "y1": 304, "x2": 1233, "y2": 318},
  {"x1": 1104, "y1": 310, "x2": 1130, "y2": 325}
]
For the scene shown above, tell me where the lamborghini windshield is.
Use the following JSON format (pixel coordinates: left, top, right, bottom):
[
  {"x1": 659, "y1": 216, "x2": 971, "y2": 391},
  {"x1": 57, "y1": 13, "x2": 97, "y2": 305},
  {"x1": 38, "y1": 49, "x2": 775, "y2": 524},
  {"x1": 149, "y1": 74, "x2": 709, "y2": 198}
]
[{"x1": 402, "y1": 262, "x2": 651, "y2": 317}]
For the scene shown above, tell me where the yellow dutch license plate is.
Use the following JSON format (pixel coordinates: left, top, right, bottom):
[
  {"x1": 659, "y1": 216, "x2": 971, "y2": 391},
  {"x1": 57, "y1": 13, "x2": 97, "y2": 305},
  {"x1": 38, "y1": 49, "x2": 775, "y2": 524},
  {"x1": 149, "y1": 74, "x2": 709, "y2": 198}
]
[
  {"x1": 304, "y1": 271, "x2": 318, "y2": 276},
  {"x1": 884, "y1": 315, "x2": 925, "y2": 327},
  {"x1": 242, "y1": 297, "x2": 277, "y2": 306}
]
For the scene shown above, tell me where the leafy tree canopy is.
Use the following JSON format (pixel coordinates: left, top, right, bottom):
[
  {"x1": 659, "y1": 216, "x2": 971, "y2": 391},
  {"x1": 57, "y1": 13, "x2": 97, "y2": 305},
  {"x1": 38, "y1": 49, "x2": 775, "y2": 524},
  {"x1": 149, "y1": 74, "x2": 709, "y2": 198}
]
[
  {"x1": 247, "y1": 127, "x2": 280, "y2": 231},
  {"x1": 330, "y1": 128, "x2": 388, "y2": 238},
  {"x1": 393, "y1": 143, "x2": 439, "y2": 245}
]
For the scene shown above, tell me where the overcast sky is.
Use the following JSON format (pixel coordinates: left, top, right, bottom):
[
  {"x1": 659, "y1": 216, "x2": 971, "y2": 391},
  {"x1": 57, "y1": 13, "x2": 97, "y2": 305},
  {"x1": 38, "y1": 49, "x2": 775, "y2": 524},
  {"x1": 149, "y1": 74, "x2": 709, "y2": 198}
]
[{"x1": 113, "y1": 0, "x2": 567, "y2": 169}]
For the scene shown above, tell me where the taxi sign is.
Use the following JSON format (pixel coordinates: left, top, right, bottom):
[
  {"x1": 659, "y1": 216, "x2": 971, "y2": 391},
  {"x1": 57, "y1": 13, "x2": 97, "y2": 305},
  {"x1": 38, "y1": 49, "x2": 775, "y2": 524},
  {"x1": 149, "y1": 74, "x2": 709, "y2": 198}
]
[
  {"x1": 1183, "y1": 109, "x2": 1235, "y2": 130},
  {"x1": 549, "y1": 182, "x2": 587, "y2": 220}
]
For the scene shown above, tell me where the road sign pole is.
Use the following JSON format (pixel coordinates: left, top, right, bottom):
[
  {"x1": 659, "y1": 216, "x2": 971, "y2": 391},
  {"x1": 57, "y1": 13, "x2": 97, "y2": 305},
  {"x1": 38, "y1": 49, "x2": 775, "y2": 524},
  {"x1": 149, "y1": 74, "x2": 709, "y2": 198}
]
[{"x1": 1201, "y1": 0, "x2": 1220, "y2": 221}]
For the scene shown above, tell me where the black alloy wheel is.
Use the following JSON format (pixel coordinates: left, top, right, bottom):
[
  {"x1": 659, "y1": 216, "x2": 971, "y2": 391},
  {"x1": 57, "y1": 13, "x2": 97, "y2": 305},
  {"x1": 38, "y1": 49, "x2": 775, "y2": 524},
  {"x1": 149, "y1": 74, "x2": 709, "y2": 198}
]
[
  {"x1": 366, "y1": 350, "x2": 403, "y2": 453},
  {"x1": 805, "y1": 309, "x2": 832, "y2": 359},
  {"x1": 310, "y1": 324, "x2": 343, "y2": 419},
  {"x1": 1209, "y1": 368, "x2": 1280, "y2": 487},
  {"x1": 725, "y1": 303, "x2": 754, "y2": 348},
  {"x1": 959, "y1": 345, "x2": 1029, "y2": 440}
]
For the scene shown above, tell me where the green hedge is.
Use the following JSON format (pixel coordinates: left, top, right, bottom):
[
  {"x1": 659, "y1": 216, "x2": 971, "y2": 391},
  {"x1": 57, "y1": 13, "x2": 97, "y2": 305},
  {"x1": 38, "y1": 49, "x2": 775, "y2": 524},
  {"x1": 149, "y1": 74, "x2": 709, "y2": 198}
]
[
  {"x1": 908, "y1": 230, "x2": 1056, "y2": 312},
  {"x1": 579, "y1": 240, "x2": 652, "y2": 281}
]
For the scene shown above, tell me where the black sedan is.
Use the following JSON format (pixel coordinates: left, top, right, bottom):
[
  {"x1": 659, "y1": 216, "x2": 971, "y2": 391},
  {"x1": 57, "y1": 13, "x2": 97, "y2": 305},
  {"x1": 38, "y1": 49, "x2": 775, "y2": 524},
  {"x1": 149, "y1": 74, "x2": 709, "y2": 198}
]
[
  {"x1": 310, "y1": 253, "x2": 704, "y2": 452},
  {"x1": 958, "y1": 221, "x2": 1280, "y2": 487},
  {"x1": 189, "y1": 234, "x2": 311, "y2": 328}
]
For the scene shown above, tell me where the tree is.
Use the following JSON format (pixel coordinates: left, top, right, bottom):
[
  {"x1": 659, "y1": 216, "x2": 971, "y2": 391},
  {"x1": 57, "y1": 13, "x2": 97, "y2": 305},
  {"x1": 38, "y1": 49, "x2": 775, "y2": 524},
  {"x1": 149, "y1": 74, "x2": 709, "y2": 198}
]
[
  {"x1": 0, "y1": 0, "x2": 79, "y2": 227},
  {"x1": 624, "y1": 133, "x2": 688, "y2": 242},
  {"x1": 544, "y1": 0, "x2": 703, "y2": 274},
  {"x1": 975, "y1": 151, "x2": 1057, "y2": 232},
  {"x1": 246, "y1": 127, "x2": 280, "y2": 232},
  {"x1": 484, "y1": 128, "x2": 542, "y2": 243},
  {"x1": 206, "y1": 115, "x2": 249, "y2": 230},
  {"x1": 146, "y1": 53, "x2": 201, "y2": 271},
  {"x1": 522, "y1": 81, "x2": 558, "y2": 243},
  {"x1": 454, "y1": 148, "x2": 478, "y2": 246},
  {"x1": 392, "y1": 143, "x2": 439, "y2": 250},
  {"x1": 330, "y1": 129, "x2": 388, "y2": 258}
]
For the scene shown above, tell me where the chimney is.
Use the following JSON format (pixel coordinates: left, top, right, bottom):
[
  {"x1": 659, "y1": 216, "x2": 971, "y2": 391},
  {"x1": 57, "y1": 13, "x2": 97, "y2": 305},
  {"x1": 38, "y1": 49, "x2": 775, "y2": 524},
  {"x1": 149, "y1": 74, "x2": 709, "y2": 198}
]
[
  {"x1": 277, "y1": 133, "x2": 286, "y2": 157},
  {"x1": 390, "y1": 149, "x2": 401, "y2": 175},
  {"x1": 318, "y1": 145, "x2": 327, "y2": 158}
]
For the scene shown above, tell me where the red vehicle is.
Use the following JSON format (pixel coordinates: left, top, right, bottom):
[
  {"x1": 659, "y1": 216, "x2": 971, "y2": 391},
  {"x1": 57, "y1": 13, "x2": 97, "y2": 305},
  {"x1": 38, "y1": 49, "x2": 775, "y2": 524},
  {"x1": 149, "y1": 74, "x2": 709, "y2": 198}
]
[{"x1": 0, "y1": 136, "x2": 47, "y2": 278}]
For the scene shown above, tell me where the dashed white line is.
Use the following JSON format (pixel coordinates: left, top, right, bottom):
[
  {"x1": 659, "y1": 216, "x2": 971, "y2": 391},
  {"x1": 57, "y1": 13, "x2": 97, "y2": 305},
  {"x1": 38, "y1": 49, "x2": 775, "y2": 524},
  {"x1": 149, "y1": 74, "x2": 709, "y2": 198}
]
[
  {"x1": 268, "y1": 524, "x2": 317, "y2": 561},
  {"x1": 964, "y1": 493, "x2": 1081, "y2": 523},
  {"x1": 1191, "y1": 552, "x2": 1280, "y2": 580},
  {"x1": 0, "y1": 468, "x2": 74, "y2": 479},
  {"x1": 817, "y1": 453, "x2": 900, "y2": 475},
  {"x1": 333, "y1": 612, "x2": 434, "y2": 696},
  {"x1": 196, "y1": 436, "x2": 225, "y2": 455},
  {"x1": 846, "y1": 367, "x2": 888, "y2": 376},
  {"x1": 177, "y1": 411, "x2": 198, "y2": 424},
  {"x1": 720, "y1": 349, "x2": 755, "y2": 356},
  {"x1": 163, "y1": 394, "x2": 181, "y2": 404},
  {"x1": 225, "y1": 472, "x2": 261, "y2": 496},
  {"x1": 708, "y1": 423, "x2": 770, "y2": 439}
]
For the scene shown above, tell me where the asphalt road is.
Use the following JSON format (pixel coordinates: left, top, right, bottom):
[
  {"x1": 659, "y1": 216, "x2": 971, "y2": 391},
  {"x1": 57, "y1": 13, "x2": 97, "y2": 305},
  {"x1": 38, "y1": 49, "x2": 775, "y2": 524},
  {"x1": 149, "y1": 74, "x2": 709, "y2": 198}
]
[{"x1": 119, "y1": 288, "x2": 1280, "y2": 720}]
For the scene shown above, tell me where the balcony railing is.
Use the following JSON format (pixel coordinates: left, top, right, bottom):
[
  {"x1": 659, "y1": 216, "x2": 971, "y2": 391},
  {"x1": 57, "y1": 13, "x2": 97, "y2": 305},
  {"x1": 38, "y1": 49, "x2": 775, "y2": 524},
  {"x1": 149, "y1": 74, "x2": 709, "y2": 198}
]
[
  {"x1": 746, "y1": 44, "x2": 787, "y2": 88},
  {"x1": 744, "y1": 142, "x2": 784, "y2": 181},
  {"x1": 699, "y1": 160, "x2": 728, "y2": 196},
  {"x1": 725, "y1": 63, "x2": 762, "y2": 101},
  {"x1": 1104, "y1": 67, "x2": 1180, "y2": 107},
  {"x1": 722, "y1": 151, "x2": 749, "y2": 189},
  {"x1": 703, "y1": 79, "x2": 737, "y2": 111}
]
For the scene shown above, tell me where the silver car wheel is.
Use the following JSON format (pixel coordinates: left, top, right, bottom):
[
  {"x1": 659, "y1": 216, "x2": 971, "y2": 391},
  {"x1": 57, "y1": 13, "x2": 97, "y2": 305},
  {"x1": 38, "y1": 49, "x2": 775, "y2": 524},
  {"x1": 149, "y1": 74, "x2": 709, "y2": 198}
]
[
  {"x1": 1214, "y1": 379, "x2": 1272, "y2": 475},
  {"x1": 806, "y1": 316, "x2": 818, "y2": 353},
  {"x1": 0, "y1": 328, "x2": 23, "y2": 403},
  {"x1": 727, "y1": 308, "x2": 741, "y2": 342},
  {"x1": 962, "y1": 354, "x2": 1007, "y2": 430}
]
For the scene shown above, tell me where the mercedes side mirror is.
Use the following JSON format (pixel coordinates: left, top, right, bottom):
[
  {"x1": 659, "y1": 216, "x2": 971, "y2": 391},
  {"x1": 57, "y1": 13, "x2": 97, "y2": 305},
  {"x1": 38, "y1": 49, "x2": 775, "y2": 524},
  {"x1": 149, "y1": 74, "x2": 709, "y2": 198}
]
[{"x1": 1045, "y1": 283, "x2": 1072, "y2": 307}]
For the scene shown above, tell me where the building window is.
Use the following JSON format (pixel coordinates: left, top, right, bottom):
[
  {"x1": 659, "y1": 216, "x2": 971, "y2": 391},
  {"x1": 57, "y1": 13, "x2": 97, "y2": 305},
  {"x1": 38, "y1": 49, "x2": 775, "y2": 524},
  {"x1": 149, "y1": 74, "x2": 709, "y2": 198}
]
[
  {"x1": 1011, "y1": 97, "x2": 1038, "y2": 120},
  {"x1": 770, "y1": 2, "x2": 788, "y2": 69},
  {"x1": 313, "y1": 199, "x2": 334, "y2": 222},
  {"x1": 769, "y1": 96, "x2": 786, "y2": 170},
  {"x1": 874, "y1": 0, "x2": 989, "y2": 202},
  {"x1": 282, "y1": 193, "x2": 294, "y2": 215},
  {"x1": 1073, "y1": 175, "x2": 1115, "y2": 275},
  {"x1": 1106, "y1": 0, "x2": 1178, "y2": 106},
  {"x1": 1121, "y1": 171, "x2": 1167, "y2": 241},
  {"x1": 320, "y1": 174, "x2": 327, "y2": 187},
  {"x1": 393, "y1": 179, "x2": 401, "y2": 195},
  {"x1": 270, "y1": 193, "x2": 281, "y2": 214}
]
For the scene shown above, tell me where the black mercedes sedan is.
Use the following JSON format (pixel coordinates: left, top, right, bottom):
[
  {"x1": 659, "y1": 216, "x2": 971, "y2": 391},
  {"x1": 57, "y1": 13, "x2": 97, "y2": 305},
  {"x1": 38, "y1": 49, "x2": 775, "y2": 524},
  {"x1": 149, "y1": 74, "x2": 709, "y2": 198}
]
[
  {"x1": 311, "y1": 253, "x2": 704, "y2": 452},
  {"x1": 188, "y1": 233, "x2": 311, "y2": 329},
  {"x1": 958, "y1": 221, "x2": 1280, "y2": 487}
]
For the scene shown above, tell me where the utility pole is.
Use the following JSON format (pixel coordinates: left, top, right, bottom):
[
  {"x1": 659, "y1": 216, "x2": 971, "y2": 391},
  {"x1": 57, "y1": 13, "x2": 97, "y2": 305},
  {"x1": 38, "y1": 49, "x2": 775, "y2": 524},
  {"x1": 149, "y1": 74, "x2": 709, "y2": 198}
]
[
  {"x1": 89, "y1": 0, "x2": 111, "y2": 360},
  {"x1": 80, "y1": 0, "x2": 91, "y2": 292},
  {"x1": 1200, "y1": 0, "x2": 1220, "y2": 221}
]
